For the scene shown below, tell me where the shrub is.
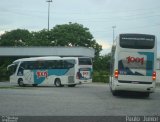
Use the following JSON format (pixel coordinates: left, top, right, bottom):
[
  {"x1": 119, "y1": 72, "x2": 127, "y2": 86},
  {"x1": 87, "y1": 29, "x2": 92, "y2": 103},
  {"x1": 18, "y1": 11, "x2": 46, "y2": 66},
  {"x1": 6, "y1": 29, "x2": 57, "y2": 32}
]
[{"x1": 92, "y1": 71, "x2": 109, "y2": 83}]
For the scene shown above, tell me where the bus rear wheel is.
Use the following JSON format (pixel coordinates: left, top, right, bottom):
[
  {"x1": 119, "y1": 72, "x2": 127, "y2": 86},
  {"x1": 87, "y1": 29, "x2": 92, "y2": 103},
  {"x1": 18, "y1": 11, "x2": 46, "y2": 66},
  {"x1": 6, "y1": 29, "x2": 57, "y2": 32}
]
[
  {"x1": 110, "y1": 85, "x2": 119, "y2": 96},
  {"x1": 111, "y1": 90, "x2": 119, "y2": 96},
  {"x1": 54, "y1": 78, "x2": 62, "y2": 87}
]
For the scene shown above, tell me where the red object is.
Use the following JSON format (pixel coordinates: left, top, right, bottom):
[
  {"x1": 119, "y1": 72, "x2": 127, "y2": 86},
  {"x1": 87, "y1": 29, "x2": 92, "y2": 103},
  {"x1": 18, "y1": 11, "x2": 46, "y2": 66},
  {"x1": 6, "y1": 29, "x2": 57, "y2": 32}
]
[
  {"x1": 152, "y1": 71, "x2": 156, "y2": 80},
  {"x1": 36, "y1": 71, "x2": 48, "y2": 78},
  {"x1": 114, "y1": 70, "x2": 119, "y2": 78},
  {"x1": 126, "y1": 56, "x2": 144, "y2": 65}
]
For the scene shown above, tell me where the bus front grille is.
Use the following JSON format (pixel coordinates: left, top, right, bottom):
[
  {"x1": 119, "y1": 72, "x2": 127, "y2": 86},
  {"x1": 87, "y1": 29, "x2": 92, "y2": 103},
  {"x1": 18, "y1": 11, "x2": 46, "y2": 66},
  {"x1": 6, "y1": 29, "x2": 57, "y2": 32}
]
[{"x1": 68, "y1": 76, "x2": 74, "y2": 83}]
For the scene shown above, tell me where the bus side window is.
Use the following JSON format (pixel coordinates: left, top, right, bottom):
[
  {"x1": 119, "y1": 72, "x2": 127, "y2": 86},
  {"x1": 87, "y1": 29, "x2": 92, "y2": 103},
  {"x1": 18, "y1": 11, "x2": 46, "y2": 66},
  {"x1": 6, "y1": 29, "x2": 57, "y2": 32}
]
[
  {"x1": 38, "y1": 62, "x2": 44, "y2": 69},
  {"x1": 28, "y1": 61, "x2": 34, "y2": 70},
  {"x1": 18, "y1": 67, "x2": 24, "y2": 76},
  {"x1": 64, "y1": 61, "x2": 69, "y2": 68},
  {"x1": 46, "y1": 61, "x2": 51, "y2": 69},
  {"x1": 56, "y1": 60, "x2": 63, "y2": 69},
  {"x1": 46, "y1": 60, "x2": 57, "y2": 69},
  {"x1": 17, "y1": 62, "x2": 29, "y2": 76},
  {"x1": 52, "y1": 61, "x2": 57, "y2": 69},
  {"x1": 65, "y1": 60, "x2": 75, "y2": 68}
]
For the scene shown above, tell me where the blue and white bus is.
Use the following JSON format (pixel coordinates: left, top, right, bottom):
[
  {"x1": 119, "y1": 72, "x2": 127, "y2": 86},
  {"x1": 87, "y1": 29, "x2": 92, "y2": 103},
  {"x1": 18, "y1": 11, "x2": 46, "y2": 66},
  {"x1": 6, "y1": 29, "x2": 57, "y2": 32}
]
[
  {"x1": 7, "y1": 57, "x2": 79, "y2": 87},
  {"x1": 110, "y1": 33, "x2": 157, "y2": 97},
  {"x1": 77, "y1": 57, "x2": 93, "y2": 84}
]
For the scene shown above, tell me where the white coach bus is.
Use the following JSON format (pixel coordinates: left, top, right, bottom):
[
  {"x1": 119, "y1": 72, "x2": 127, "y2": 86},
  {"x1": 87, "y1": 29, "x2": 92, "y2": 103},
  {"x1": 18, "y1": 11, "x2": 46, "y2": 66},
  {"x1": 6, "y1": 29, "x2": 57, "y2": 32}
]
[
  {"x1": 77, "y1": 57, "x2": 93, "y2": 84},
  {"x1": 7, "y1": 56, "x2": 79, "y2": 87},
  {"x1": 109, "y1": 33, "x2": 157, "y2": 97}
]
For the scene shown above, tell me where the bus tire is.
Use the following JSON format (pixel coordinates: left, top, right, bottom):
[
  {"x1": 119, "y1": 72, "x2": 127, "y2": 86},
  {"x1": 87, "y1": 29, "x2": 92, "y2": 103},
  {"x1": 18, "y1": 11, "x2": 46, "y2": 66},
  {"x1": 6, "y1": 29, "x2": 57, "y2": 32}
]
[
  {"x1": 18, "y1": 78, "x2": 25, "y2": 87},
  {"x1": 54, "y1": 78, "x2": 62, "y2": 87},
  {"x1": 68, "y1": 84, "x2": 76, "y2": 87},
  {"x1": 110, "y1": 85, "x2": 118, "y2": 96},
  {"x1": 111, "y1": 89, "x2": 119, "y2": 96}
]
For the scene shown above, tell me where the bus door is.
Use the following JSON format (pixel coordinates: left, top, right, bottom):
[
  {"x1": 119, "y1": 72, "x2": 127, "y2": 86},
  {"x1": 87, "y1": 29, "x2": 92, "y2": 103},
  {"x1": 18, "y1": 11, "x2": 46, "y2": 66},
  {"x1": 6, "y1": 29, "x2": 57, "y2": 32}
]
[
  {"x1": 23, "y1": 70, "x2": 34, "y2": 84},
  {"x1": 7, "y1": 64, "x2": 18, "y2": 83},
  {"x1": 19, "y1": 61, "x2": 34, "y2": 84}
]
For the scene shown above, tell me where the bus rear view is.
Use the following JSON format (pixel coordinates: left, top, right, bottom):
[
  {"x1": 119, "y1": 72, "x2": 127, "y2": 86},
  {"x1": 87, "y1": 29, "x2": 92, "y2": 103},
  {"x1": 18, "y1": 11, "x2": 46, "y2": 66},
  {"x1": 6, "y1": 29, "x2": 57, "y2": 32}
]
[
  {"x1": 110, "y1": 34, "x2": 157, "y2": 97},
  {"x1": 78, "y1": 57, "x2": 93, "y2": 84}
]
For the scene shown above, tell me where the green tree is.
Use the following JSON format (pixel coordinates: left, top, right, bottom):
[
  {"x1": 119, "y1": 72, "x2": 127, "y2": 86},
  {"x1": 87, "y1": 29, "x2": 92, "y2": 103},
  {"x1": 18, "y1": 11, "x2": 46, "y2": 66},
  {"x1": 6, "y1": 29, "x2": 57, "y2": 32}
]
[
  {"x1": 93, "y1": 53, "x2": 111, "y2": 72},
  {"x1": 27, "y1": 29, "x2": 51, "y2": 46},
  {"x1": 50, "y1": 23, "x2": 102, "y2": 57},
  {"x1": 92, "y1": 53, "x2": 111, "y2": 83},
  {"x1": 0, "y1": 29, "x2": 31, "y2": 46},
  {"x1": 0, "y1": 57, "x2": 17, "y2": 81}
]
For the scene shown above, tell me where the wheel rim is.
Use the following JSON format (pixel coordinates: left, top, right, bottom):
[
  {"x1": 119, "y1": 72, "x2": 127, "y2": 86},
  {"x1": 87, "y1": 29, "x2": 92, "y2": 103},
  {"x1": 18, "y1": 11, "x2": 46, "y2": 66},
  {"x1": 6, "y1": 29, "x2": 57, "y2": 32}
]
[{"x1": 19, "y1": 80, "x2": 24, "y2": 86}]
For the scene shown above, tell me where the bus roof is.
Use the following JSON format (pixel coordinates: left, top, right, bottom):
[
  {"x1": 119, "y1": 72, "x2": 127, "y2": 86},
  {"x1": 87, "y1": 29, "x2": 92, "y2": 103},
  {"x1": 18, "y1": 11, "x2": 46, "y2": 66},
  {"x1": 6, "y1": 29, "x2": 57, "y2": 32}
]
[{"x1": 13, "y1": 56, "x2": 78, "y2": 63}]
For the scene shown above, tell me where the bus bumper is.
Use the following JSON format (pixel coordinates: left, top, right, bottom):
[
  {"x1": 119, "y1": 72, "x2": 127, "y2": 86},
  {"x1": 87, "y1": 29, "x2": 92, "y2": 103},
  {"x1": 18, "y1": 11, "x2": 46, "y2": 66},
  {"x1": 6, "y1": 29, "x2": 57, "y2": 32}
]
[
  {"x1": 78, "y1": 79, "x2": 92, "y2": 84},
  {"x1": 112, "y1": 80, "x2": 156, "y2": 93}
]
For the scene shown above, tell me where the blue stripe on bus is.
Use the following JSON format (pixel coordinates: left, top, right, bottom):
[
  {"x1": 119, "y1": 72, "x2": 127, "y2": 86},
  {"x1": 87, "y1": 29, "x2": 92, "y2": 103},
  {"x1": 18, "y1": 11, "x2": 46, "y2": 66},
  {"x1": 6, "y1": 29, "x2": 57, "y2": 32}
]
[
  {"x1": 138, "y1": 52, "x2": 154, "y2": 76},
  {"x1": 33, "y1": 69, "x2": 69, "y2": 84},
  {"x1": 118, "y1": 52, "x2": 154, "y2": 76}
]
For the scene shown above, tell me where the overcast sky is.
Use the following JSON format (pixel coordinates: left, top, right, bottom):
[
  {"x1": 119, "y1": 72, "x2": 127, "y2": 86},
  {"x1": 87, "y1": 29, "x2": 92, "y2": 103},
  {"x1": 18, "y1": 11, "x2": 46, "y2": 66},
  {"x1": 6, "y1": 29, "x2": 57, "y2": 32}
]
[{"x1": 0, "y1": 0, "x2": 160, "y2": 56}]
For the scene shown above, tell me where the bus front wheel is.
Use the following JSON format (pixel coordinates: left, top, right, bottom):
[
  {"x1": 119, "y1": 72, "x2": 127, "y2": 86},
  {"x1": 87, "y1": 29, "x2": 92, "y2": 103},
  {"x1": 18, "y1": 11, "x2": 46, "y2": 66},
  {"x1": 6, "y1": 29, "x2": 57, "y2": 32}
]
[
  {"x1": 54, "y1": 78, "x2": 62, "y2": 87},
  {"x1": 18, "y1": 79, "x2": 25, "y2": 87}
]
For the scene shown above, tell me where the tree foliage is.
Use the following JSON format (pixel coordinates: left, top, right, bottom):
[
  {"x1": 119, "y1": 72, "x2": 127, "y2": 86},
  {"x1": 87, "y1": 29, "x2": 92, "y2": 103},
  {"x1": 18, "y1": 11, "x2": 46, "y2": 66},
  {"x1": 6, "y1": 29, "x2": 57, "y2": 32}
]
[
  {"x1": 93, "y1": 53, "x2": 111, "y2": 72},
  {"x1": 27, "y1": 29, "x2": 51, "y2": 46},
  {"x1": 49, "y1": 23, "x2": 102, "y2": 57},
  {"x1": 0, "y1": 29, "x2": 31, "y2": 46},
  {"x1": 50, "y1": 23, "x2": 93, "y2": 46}
]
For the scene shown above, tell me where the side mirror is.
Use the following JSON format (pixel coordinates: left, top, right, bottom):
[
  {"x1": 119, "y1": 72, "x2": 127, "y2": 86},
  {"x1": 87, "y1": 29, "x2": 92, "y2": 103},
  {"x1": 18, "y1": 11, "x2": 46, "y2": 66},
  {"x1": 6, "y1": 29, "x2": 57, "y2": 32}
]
[{"x1": 7, "y1": 64, "x2": 15, "y2": 71}]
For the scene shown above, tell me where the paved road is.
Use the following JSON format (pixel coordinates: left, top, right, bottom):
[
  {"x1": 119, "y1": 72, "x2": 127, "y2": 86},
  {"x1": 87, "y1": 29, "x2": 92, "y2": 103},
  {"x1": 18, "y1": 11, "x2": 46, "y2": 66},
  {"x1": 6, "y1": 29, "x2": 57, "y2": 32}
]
[{"x1": 0, "y1": 82, "x2": 160, "y2": 116}]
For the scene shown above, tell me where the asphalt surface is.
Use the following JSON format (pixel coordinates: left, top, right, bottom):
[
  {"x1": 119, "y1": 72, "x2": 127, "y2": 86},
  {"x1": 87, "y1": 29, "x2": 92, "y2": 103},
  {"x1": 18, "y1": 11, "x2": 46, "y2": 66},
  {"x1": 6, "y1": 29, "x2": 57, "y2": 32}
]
[{"x1": 0, "y1": 82, "x2": 160, "y2": 116}]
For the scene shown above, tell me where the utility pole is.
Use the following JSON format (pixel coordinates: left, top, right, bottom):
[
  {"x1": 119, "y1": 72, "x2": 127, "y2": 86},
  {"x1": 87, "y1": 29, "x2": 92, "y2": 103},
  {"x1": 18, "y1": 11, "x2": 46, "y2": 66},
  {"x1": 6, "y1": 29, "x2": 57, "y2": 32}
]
[
  {"x1": 46, "y1": 0, "x2": 52, "y2": 31},
  {"x1": 112, "y1": 26, "x2": 116, "y2": 44},
  {"x1": 110, "y1": 26, "x2": 116, "y2": 80}
]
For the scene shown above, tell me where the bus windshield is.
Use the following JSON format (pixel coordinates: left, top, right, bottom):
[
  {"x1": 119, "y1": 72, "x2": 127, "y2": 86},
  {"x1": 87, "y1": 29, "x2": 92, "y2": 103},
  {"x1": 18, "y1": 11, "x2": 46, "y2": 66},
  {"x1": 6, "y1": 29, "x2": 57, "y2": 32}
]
[
  {"x1": 7, "y1": 63, "x2": 18, "y2": 75},
  {"x1": 78, "y1": 58, "x2": 92, "y2": 65}
]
